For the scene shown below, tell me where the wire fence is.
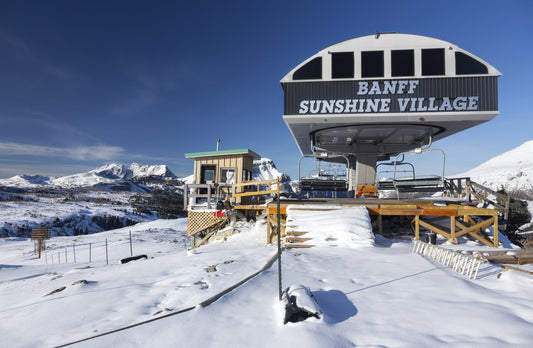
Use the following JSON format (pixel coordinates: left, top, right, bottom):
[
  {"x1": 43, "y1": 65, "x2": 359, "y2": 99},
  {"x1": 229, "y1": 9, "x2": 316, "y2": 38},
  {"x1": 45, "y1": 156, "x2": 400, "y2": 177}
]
[{"x1": 43, "y1": 231, "x2": 137, "y2": 265}]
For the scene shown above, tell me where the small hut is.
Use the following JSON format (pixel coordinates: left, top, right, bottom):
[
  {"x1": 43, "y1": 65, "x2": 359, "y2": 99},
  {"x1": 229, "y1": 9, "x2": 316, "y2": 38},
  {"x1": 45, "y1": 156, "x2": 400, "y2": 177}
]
[{"x1": 184, "y1": 148, "x2": 260, "y2": 207}]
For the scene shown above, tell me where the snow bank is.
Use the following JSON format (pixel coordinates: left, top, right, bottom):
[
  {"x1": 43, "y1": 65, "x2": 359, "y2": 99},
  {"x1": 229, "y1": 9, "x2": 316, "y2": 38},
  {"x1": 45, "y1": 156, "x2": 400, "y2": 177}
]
[{"x1": 285, "y1": 205, "x2": 374, "y2": 247}]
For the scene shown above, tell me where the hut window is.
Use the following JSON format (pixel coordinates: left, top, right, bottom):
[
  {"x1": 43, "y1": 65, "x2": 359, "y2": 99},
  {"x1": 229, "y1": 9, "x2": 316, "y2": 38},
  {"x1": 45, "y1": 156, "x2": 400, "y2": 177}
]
[
  {"x1": 455, "y1": 52, "x2": 488, "y2": 75},
  {"x1": 391, "y1": 49, "x2": 414, "y2": 77},
  {"x1": 200, "y1": 165, "x2": 216, "y2": 184},
  {"x1": 243, "y1": 169, "x2": 252, "y2": 181},
  {"x1": 361, "y1": 51, "x2": 384, "y2": 78},
  {"x1": 332, "y1": 52, "x2": 354, "y2": 79},
  {"x1": 422, "y1": 48, "x2": 445, "y2": 76},
  {"x1": 293, "y1": 57, "x2": 322, "y2": 80},
  {"x1": 221, "y1": 168, "x2": 235, "y2": 184}
]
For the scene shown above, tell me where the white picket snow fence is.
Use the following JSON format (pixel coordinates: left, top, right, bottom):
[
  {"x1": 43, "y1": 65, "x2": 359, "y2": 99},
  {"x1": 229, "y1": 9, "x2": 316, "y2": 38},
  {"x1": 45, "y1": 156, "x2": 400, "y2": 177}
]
[{"x1": 412, "y1": 239, "x2": 486, "y2": 280}]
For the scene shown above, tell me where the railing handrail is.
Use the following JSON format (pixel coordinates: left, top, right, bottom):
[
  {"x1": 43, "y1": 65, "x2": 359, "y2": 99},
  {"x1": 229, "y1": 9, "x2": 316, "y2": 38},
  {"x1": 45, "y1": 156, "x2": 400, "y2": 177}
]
[
  {"x1": 445, "y1": 177, "x2": 510, "y2": 222},
  {"x1": 184, "y1": 178, "x2": 280, "y2": 210}
]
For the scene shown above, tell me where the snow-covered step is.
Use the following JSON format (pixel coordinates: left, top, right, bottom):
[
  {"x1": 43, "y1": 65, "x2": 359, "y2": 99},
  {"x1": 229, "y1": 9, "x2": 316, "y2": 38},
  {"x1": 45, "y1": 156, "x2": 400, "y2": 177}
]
[{"x1": 284, "y1": 205, "x2": 374, "y2": 248}]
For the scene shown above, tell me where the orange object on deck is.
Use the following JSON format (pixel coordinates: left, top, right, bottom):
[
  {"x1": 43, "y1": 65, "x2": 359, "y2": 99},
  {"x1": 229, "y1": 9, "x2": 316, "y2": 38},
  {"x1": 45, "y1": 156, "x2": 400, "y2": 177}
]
[{"x1": 356, "y1": 185, "x2": 378, "y2": 198}]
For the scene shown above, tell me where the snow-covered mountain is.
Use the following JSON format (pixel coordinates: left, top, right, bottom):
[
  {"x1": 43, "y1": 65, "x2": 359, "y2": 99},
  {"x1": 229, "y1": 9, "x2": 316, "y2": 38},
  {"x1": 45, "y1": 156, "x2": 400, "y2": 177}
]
[
  {"x1": 253, "y1": 158, "x2": 293, "y2": 193},
  {"x1": 458, "y1": 140, "x2": 533, "y2": 199},
  {"x1": 0, "y1": 163, "x2": 178, "y2": 192}
]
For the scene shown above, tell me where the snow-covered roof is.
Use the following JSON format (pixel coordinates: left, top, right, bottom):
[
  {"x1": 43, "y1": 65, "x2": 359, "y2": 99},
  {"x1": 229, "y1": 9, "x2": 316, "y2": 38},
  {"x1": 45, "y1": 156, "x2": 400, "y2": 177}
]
[{"x1": 185, "y1": 149, "x2": 260, "y2": 160}]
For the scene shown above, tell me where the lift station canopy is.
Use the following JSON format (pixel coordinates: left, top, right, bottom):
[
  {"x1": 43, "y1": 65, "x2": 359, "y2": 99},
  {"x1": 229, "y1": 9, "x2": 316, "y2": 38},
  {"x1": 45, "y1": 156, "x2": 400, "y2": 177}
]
[{"x1": 281, "y1": 33, "x2": 500, "y2": 160}]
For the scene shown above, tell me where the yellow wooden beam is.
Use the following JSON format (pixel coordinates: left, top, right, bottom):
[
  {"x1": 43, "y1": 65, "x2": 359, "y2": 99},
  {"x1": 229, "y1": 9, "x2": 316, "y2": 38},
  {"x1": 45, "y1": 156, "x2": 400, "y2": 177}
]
[
  {"x1": 234, "y1": 205, "x2": 268, "y2": 210},
  {"x1": 233, "y1": 189, "x2": 278, "y2": 197},
  {"x1": 469, "y1": 231, "x2": 496, "y2": 248},
  {"x1": 418, "y1": 219, "x2": 452, "y2": 239}
]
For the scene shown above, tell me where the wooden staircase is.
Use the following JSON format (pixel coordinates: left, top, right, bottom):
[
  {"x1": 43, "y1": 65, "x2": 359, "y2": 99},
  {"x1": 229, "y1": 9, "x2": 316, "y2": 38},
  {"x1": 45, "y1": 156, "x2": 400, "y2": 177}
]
[{"x1": 284, "y1": 231, "x2": 314, "y2": 248}]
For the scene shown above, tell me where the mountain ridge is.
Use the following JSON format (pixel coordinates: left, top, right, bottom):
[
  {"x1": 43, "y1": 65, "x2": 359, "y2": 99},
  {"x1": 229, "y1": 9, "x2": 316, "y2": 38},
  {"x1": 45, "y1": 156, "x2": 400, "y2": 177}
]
[
  {"x1": 458, "y1": 140, "x2": 533, "y2": 199},
  {"x1": 0, "y1": 163, "x2": 178, "y2": 191}
]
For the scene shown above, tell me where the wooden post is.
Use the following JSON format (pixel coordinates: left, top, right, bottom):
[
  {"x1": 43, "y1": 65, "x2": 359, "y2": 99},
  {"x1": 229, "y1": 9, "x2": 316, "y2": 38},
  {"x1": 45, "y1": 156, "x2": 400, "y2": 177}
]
[
  {"x1": 414, "y1": 215, "x2": 420, "y2": 240},
  {"x1": 183, "y1": 184, "x2": 188, "y2": 210},
  {"x1": 451, "y1": 216, "x2": 456, "y2": 239},
  {"x1": 207, "y1": 185, "x2": 212, "y2": 209},
  {"x1": 39, "y1": 223, "x2": 43, "y2": 259},
  {"x1": 493, "y1": 213, "x2": 499, "y2": 247}
]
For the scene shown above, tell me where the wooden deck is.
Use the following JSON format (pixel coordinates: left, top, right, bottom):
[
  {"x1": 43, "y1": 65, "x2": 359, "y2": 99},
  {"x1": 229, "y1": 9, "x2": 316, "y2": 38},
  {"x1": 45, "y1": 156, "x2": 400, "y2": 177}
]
[{"x1": 264, "y1": 198, "x2": 500, "y2": 248}]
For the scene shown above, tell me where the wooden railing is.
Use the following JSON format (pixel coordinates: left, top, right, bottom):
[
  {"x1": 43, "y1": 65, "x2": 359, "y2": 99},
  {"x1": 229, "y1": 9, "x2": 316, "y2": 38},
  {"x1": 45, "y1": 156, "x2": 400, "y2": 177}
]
[
  {"x1": 232, "y1": 178, "x2": 279, "y2": 198},
  {"x1": 183, "y1": 183, "x2": 233, "y2": 210},
  {"x1": 445, "y1": 177, "x2": 510, "y2": 228},
  {"x1": 184, "y1": 178, "x2": 280, "y2": 210}
]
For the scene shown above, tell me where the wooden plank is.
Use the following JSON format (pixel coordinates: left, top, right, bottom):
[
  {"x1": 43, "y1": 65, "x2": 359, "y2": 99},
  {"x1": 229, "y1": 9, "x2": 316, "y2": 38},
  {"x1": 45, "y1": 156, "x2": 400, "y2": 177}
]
[
  {"x1": 457, "y1": 206, "x2": 498, "y2": 216},
  {"x1": 285, "y1": 244, "x2": 315, "y2": 249},
  {"x1": 286, "y1": 231, "x2": 308, "y2": 236},
  {"x1": 454, "y1": 217, "x2": 494, "y2": 239},
  {"x1": 451, "y1": 216, "x2": 456, "y2": 239},
  {"x1": 286, "y1": 208, "x2": 339, "y2": 212},
  {"x1": 285, "y1": 237, "x2": 313, "y2": 244},
  {"x1": 379, "y1": 204, "x2": 418, "y2": 209},
  {"x1": 31, "y1": 228, "x2": 50, "y2": 240},
  {"x1": 268, "y1": 208, "x2": 287, "y2": 215},
  {"x1": 233, "y1": 189, "x2": 278, "y2": 197},
  {"x1": 414, "y1": 215, "x2": 420, "y2": 240},
  {"x1": 378, "y1": 209, "x2": 423, "y2": 216},
  {"x1": 419, "y1": 209, "x2": 457, "y2": 216},
  {"x1": 502, "y1": 265, "x2": 533, "y2": 273},
  {"x1": 418, "y1": 219, "x2": 452, "y2": 239},
  {"x1": 233, "y1": 205, "x2": 267, "y2": 210},
  {"x1": 234, "y1": 179, "x2": 278, "y2": 187},
  {"x1": 469, "y1": 231, "x2": 497, "y2": 248}
]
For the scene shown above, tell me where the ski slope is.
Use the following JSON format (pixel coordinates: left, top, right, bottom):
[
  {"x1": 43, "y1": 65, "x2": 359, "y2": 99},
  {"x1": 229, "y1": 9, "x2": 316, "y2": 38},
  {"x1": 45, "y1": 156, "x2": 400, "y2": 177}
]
[{"x1": 1, "y1": 208, "x2": 533, "y2": 347}]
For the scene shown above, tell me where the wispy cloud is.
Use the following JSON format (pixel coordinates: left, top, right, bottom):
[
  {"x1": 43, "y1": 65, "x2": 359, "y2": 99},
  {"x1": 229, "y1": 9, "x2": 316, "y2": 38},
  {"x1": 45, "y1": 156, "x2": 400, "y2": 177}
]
[{"x1": 0, "y1": 141, "x2": 124, "y2": 161}]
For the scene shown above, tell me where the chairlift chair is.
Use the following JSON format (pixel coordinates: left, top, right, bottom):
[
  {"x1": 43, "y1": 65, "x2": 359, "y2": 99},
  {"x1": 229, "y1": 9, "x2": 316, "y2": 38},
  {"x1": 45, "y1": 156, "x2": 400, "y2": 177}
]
[{"x1": 376, "y1": 147, "x2": 449, "y2": 198}]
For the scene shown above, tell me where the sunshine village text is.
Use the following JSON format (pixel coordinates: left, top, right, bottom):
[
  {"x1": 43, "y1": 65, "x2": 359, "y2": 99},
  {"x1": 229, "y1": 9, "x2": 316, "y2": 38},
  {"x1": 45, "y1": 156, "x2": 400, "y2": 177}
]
[{"x1": 298, "y1": 79, "x2": 479, "y2": 114}]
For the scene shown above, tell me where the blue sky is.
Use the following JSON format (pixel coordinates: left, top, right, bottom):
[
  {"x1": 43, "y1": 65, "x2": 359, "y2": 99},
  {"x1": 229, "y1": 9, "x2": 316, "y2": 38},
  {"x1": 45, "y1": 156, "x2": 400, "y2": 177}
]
[{"x1": 0, "y1": 0, "x2": 532, "y2": 179}]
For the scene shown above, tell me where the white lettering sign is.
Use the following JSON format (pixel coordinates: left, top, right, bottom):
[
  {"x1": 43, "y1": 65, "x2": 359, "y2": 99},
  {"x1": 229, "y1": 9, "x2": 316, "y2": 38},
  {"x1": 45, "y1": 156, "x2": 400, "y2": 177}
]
[{"x1": 297, "y1": 79, "x2": 481, "y2": 114}]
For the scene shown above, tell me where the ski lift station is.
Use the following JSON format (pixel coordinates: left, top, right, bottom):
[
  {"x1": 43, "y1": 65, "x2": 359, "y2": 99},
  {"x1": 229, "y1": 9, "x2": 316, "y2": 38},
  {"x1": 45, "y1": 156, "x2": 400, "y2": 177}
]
[
  {"x1": 185, "y1": 33, "x2": 509, "y2": 250},
  {"x1": 281, "y1": 33, "x2": 500, "y2": 196}
]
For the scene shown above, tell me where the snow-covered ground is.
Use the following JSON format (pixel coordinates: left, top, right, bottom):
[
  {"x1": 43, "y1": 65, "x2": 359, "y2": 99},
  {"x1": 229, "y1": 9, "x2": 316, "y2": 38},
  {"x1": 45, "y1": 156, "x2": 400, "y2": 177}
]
[
  {"x1": 2, "y1": 207, "x2": 533, "y2": 347},
  {"x1": 0, "y1": 192, "x2": 147, "y2": 237}
]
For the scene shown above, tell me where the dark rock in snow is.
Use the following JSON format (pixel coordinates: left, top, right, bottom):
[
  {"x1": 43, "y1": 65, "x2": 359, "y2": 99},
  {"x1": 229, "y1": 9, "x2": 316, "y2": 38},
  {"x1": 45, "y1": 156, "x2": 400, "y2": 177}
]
[
  {"x1": 44, "y1": 286, "x2": 66, "y2": 296},
  {"x1": 71, "y1": 280, "x2": 89, "y2": 286},
  {"x1": 282, "y1": 284, "x2": 322, "y2": 324},
  {"x1": 120, "y1": 254, "x2": 148, "y2": 264}
]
